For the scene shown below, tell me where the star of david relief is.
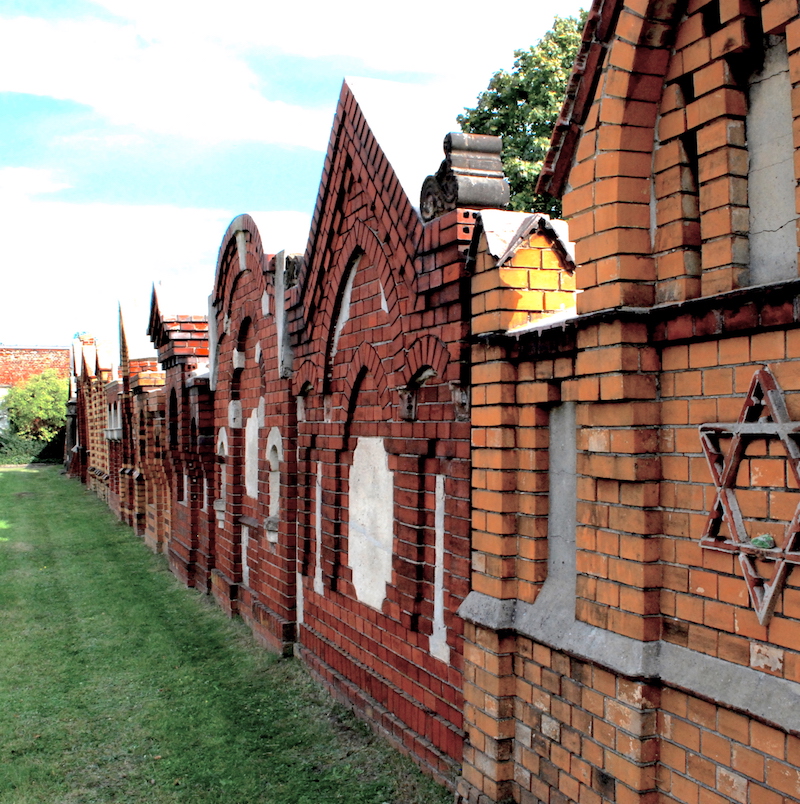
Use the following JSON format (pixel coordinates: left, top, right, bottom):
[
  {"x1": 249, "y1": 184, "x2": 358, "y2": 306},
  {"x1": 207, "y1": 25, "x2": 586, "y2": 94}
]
[{"x1": 699, "y1": 367, "x2": 800, "y2": 626}]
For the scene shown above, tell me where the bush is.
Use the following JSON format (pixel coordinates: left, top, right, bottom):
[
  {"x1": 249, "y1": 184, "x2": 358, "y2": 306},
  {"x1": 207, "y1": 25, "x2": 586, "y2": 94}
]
[
  {"x1": 0, "y1": 429, "x2": 65, "y2": 465},
  {"x1": 2, "y1": 369, "x2": 69, "y2": 441}
]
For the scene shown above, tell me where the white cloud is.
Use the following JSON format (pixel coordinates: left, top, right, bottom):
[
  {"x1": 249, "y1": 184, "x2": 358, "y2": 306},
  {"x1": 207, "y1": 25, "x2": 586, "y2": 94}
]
[
  {"x1": 0, "y1": 0, "x2": 588, "y2": 350},
  {"x1": 93, "y1": 0, "x2": 586, "y2": 91},
  {"x1": 0, "y1": 172, "x2": 311, "y2": 350},
  {"x1": 0, "y1": 16, "x2": 331, "y2": 149},
  {"x1": 0, "y1": 167, "x2": 71, "y2": 197},
  {"x1": 0, "y1": 1, "x2": 587, "y2": 149}
]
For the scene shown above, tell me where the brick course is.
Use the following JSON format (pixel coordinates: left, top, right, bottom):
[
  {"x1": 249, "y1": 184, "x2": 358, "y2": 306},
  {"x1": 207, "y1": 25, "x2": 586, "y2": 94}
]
[
  {"x1": 69, "y1": 4, "x2": 800, "y2": 799},
  {"x1": 457, "y1": 1, "x2": 800, "y2": 802}
]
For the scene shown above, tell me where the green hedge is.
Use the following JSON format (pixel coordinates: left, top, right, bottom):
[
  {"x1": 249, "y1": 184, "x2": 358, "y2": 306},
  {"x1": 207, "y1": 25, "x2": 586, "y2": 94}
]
[{"x1": 0, "y1": 429, "x2": 64, "y2": 465}]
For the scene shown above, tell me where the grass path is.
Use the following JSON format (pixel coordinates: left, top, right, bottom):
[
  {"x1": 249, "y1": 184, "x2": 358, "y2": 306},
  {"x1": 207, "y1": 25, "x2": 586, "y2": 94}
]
[{"x1": 0, "y1": 466, "x2": 451, "y2": 804}]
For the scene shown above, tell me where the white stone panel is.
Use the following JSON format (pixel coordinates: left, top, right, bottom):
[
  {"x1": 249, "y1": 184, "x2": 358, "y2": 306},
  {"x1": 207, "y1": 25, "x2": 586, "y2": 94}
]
[
  {"x1": 748, "y1": 37, "x2": 797, "y2": 284},
  {"x1": 314, "y1": 461, "x2": 324, "y2": 595},
  {"x1": 235, "y1": 230, "x2": 248, "y2": 273},
  {"x1": 330, "y1": 256, "x2": 359, "y2": 362},
  {"x1": 216, "y1": 428, "x2": 228, "y2": 458},
  {"x1": 348, "y1": 437, "x2": 394, "y2": 610},
  {"x1": 266, "y1": 427, "x2": 283, "y2": 543},
  {"x1": 296, "y1": 571, "x2": 304, "y2": 625},
  {"x1": 180, "y1": 472, "x2": 189, "y2": 506},
  {"x1": 241, "y1": 525, "x2": 251, "y2": 588},
  {"x1": 245, "y1": 410, "x2": 259, "y2": 499},
  {"x1": 228, "y1": 400, "x2": 242, "y2": 429},
  {"x1": 429, "y1": 474, "x2": 450, "y2": 663}
]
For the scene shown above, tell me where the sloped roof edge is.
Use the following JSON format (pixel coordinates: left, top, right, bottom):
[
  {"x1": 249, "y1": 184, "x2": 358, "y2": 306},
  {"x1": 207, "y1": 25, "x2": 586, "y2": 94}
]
[
  {"x1": 475, "y1": 209, "x2": 576, "y2": 271},
  {"x1": 537, "y1": 0, "x2": 624, "y2": 198}
]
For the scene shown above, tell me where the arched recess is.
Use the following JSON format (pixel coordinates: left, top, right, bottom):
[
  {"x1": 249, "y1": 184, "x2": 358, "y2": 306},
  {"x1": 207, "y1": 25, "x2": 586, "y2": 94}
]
[
  {"x1": 403, "y1": 335, "x2": 452, "y2": 387},
  {"x1": 216, "y1": 427, "x2": 229, "y2": 502},
  {"x1": 209, "y1": 214, "x2": 268, "y2": 390},
  {"x1": 229, "y1": 316, "x2": 251, "y2": 403},
  {"x1": 168, "y1": 389, "x2": 179, "y2": 449},
  {"x1": 265, "y1": 427, "x2": 283, "y2": 543},
  {"x1": 340, "y1": 341, "x2": 392, "y2": 427},
  {"x1": 398, "y1": 335, "x2": 453, "y2": 420},
  {"x1": 315, "y1": 220, "x2": 406, "y2": 386},
  {"x1": 323, "y1": 247, "x2": 362, "y2": 392},
  {"x1": 210, "y1": 215, "x2": 266, "y2": 318},
  {"x1": 292, "y1": 359, "x2": 322, "y2": 397}
]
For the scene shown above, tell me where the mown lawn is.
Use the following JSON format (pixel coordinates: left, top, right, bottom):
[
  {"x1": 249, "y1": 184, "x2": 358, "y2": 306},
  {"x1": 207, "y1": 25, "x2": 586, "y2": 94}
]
[{"x1": 0, "y1": 466, "x2": 452, "y2": 804}]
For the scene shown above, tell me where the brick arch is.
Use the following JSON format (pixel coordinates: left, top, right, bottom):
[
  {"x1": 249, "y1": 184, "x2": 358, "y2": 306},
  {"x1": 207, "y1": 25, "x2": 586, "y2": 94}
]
[
  {"x1": 292, "y1": 358, "x2": 321, "y2": 397},
  {"x1": 315, "y1": 218, "x2": 407, "y2": 365},
  {"x1": 402, "y1": 335, "x2": 451, "y2": 388},
  {"x1": 322, "y1": 246, "x2": 363, "y2": 393},
  {"x1": 211, "y1": 214, "x2": 268, "y2": 314},
  {"x1": 539, "y1": 0, "x2": 680, "y2": 198},
  {"x1": 340, "y1": 341, "x2": 391, "y2": 424},
  {"x1": 210, "y1": 214, "x2": 269, "y2": 391},
  {"x1": 229, "y1": 301, "x2": 259, "y2": 349}
]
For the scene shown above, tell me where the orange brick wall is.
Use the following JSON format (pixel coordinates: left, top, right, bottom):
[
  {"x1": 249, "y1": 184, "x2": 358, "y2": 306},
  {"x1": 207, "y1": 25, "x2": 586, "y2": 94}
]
[
  {"x1": 457, "y1": 1, "x2": 800, "y2": 802},
  {"x1": 459, "y1": 268, "x2": 800, "y2": 804}
]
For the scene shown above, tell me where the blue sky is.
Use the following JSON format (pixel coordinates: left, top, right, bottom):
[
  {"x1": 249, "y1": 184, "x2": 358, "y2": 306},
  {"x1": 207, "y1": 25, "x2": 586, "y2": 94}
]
[{"x1": 0, "y1": 0, "x2": 586, "y2": 355}]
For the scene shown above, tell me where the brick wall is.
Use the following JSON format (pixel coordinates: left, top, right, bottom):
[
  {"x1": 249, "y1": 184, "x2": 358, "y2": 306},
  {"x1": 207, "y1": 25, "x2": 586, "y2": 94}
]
[
  {"x1": 68, "y1": 4, "x2": 800, "y2": 798},
  {"x1": 286, "y1": 83, "x2": 475, "y2": 776},
  {"x1": 0, "y1": 347, "x2": 69, "y2": 388},
  {"x1": 147, "y1": 300, "x2": 213, "y2": 588},
  {"x1": 0, "y1": 346, "x2": 70, "y2": 432},
  {"x1": 457, "y1": 1, "x2": 800, "y2": 802}
]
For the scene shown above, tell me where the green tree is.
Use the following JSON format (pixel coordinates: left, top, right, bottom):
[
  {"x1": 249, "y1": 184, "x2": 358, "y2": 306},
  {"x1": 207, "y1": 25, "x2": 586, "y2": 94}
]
[
  {"x1": 2, "y1": 369, "x2": 69, "y2": 441},
  {"x1": 458, "y1": 13, "x2": 586, "y2": 216}
]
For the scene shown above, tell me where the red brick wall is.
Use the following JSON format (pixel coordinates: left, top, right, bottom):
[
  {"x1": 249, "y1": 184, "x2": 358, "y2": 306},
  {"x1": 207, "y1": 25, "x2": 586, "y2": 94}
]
[
  {"x1": 285, "y1": 82, "x2": 475, "y2": 780},
  {"x1": 150, "y1": 313, "x2": 213, "y2": 589},
  {"x1": 202, "y1": 80, "x2": 476, "y2": 779},
  {"x1": 0, "y1": 347, "x2": 69, "y2": 388}
]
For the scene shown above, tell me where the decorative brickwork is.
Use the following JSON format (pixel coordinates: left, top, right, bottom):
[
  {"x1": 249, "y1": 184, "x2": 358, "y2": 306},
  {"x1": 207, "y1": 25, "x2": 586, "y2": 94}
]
[
  {"x1": 71, "y1": 78, "x2": 523, "y2": 788},
  {"x1": 147, "y1": 291, "x2": 213, "y2": 588},
  {"x1": 69, "y1": 5, "x2": 800, "y2": 799},
  {"x1": 457, "y1": 1, "x2": 800, "y2": 802},
  {"x1": 285, "y1": 82, "x2": 479, "y2": 775}
]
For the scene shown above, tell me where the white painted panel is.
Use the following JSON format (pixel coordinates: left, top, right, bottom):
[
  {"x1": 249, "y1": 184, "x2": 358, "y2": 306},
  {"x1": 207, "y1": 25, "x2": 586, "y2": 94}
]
[
  {"x1": 330, "y1": 256, "x2": 359, "y2": 362},
  {"x1": 228, "y1": 400, "x2": 242, "y2": 429},
  {"x1": 348, "y1": 437, "x2": 394, "y2": 610},
  {"x1": 265, "y1": 427, "x2": 282, "y2": 543},
  {"x1": 748, "y1": 37, "x2": 797, "y2": 284},
  {"x1": 314, "y1": 461, "x2": 324, "y2": 595},
  {"x1": 429, "y1": 474, "x2": 450, "y2": 663},
  {"x1": 245, "y1": 410, "x2": 259, "y2": 499},
  {"x1": 297, "y1": 571, "x2": 304, "y2": 625},
  {"x1": 241, "y1": 525, "x2": 250, "y2": 588}
]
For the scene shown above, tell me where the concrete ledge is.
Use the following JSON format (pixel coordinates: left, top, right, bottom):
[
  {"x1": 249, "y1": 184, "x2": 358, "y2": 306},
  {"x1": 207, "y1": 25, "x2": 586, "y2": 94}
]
[{"x1": 460, "y1": 590, "x2": 800, "y2": 733}]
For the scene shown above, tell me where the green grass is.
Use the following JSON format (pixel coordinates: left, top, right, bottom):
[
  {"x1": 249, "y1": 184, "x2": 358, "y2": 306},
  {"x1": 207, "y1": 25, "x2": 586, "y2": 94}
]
[{"x1": 0, "y1": 467, "x2": 453, "y2": 804}]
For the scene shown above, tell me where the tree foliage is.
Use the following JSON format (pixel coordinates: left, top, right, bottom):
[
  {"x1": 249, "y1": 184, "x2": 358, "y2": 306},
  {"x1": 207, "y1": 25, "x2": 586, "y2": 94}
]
[
  {"x1": 2, "y1": 369, "x2": 69, "y2": 441},
  {"x1": 458, "y1": 14, "x2": 586, "y2": 216}
]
